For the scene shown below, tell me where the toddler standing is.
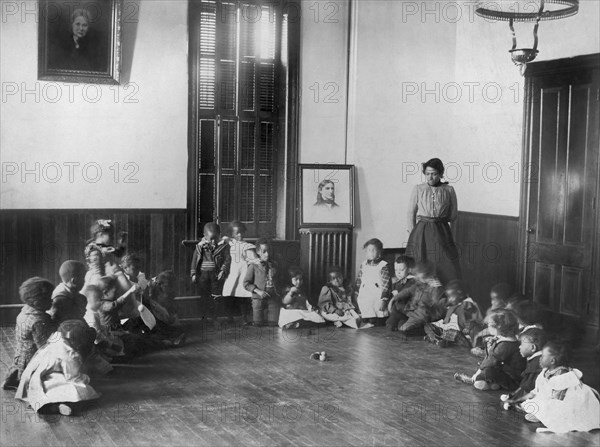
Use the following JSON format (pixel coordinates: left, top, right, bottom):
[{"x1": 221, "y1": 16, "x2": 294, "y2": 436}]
[
  {"x1": 222, "y1": 221, "x2": 258, "y2": 323},
  {"x1": 190, "y1": 223, "x2": 231, "y2": 323},
  {"x1": 243, "y1": 239, "x2": 279, "y2": 326}
]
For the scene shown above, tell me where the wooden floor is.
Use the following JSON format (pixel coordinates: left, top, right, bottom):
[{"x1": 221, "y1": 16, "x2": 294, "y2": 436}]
[{"x1": 1, "y1": 322, "x2": 599, "y2": 447}]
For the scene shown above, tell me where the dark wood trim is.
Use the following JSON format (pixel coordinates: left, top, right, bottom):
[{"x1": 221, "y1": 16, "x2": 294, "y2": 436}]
[
  {"x1": 187, "y1": 1, "x2": 201, "y2": 240},
  {"x1": 517, "y1": 72, "x2": 534, "y2": 293},
  {"x1": 525, "y1": 53, "x2": 600, "y2": 77},
  {"x1": 284, "y1": 0, "x2": 301, "y2": 241},
  {"x1": 0, "y1": 209, "x2": 186, "y2": 215},
  {"x1": 457, "y1": 211, "x2": 519, "y2": 222}
]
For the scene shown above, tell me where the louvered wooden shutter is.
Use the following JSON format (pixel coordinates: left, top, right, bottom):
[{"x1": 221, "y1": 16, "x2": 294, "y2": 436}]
[{"x1": 190, "y1": 0, "x2": 284, "y2": 238}]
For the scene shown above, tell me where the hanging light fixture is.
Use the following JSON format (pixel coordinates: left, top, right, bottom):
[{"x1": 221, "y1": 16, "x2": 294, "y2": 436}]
[{"x1": 475, "y1": 0, "x2": 579, "y2": 74}]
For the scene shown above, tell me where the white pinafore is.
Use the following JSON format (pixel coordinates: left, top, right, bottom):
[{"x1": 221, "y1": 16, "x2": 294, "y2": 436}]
[
  {"x1": 222, "y1": 240, "x2": 256, "y2": 298},
  {"x1": 356, "y1": 260, "x2": 389, "y2": 319}
]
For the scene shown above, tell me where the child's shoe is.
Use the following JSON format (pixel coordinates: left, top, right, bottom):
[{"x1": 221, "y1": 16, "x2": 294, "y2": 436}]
[
  {"x1": 454, "y1": 372, "x2": 474, "y2": 385},
  {"x1": 334, "y1": 321, "x2": 343, "y2": 328}
]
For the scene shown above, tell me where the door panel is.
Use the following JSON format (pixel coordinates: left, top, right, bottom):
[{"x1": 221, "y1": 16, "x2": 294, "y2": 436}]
[{"x1": 523, "y1": 57, "x2": 600, "y2": 336}]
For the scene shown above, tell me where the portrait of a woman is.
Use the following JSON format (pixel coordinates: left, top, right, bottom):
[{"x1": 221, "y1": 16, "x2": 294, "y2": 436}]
[
  {"x1": 405, "y1": 158, "x2": 461, "y2": 284},
  {"x1": 48, "y1": 8, "x2": 104, "y2": 72}
]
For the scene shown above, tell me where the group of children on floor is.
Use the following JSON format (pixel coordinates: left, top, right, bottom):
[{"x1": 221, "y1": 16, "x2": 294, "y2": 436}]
[
  {"x1": 2, "y1": 219, "x2": 185, "y2": 415},
  {"x1": 3, "y1": 220, "x2": 599, "y2": 434}
]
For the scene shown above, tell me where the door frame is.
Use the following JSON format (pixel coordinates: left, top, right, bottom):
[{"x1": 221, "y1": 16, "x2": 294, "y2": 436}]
[{"x1": 517, "y1": 53, "x2": 600, "y2": 337}]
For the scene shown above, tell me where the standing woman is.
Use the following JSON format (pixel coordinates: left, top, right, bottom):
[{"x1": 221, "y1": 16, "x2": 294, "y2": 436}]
[{"x1": 406, "y1": 158, "x2": 461, "y2": 284}]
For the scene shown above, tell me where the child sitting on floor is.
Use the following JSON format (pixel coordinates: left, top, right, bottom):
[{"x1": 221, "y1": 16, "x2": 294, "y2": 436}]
[
  {"x1": 190, "y1": 222, "x2": 231, "y2": 325},
  {"x1": 520, "y1": 342, "x2": 600, "y2": 433},
  {"x1": 278, "y1": 267, "x2": 325, "y2": 329},
  {"x1": 385, "y1": 255, "x2": 416, "y2": 331},
  {"x1": 455, "y1": 309, "x2": 525, "y2": 391},
  {"x1": 2, "y1": 277, "x2": 56, "y2": 391},
  {"x1": 96, "y1": 276, "x2": 157, "y2": 357},
  {"x1": 15, "y1": 319, "x2": 100, "y2": 416},
  {"x1": 50, "y1": 260, "x2": 88, "y2": 324},
  {"x1": 146, "y1": 270, "x2": 180, "y2": 325},
  {"x1": 470, "y1": 282, "x2": 512, "y2": 356},
  {"x1": 500, "y1": 327, "x2": 546, "y2": 408},
  {"x1": 141, "y1": 271, "x2": 186, "y2": 347},
  {"x1": 83, "y1": 285, "x2": 124, "y2": 360},
  {"x1": 115, "y1": 253, "x2": 158, "y2": 328},
  {"x1": 355, "y1": 238, "x2": 391, "y2": 328},
  {"x1": 319, "y1": 267, "x2": 360, "y2": 329},
  {"x1": 244, "y1": 238, "x2": 279, "y2": 327},
  {"x1": 424, "y1": 279, "x2": 482, "y2": 348},
  {"x1": 386, "y1": 261, "x2": 444, "y2": 333},
  {"x1": 222, "y1": 220, "x2": 259, "y2": 324},
  {"x1": 97, "y1": 276, "x2": 138, "y2": 330}
]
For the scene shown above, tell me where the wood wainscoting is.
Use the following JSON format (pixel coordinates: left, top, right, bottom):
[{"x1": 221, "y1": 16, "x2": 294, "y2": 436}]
[
  {"x1": 0, "y1": 209, "x2": 191, "y2": 323},
  {"x1": 0, "y1": 210, "x2": 301, "y2": 324},
  {"x1": 453, "y1": 211, "x2": 520, "y2": 308}
]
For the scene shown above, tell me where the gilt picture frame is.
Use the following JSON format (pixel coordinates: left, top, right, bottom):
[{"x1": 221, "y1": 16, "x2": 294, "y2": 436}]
[{"x1": 38, "y1": 0, "x2": 122, "y2": 84}]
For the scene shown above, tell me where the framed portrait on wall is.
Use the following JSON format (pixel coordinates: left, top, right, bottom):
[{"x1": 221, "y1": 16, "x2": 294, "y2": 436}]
[
  {"x1": 38, "y1": 0, "x2": 122, "y2": 84},
  {"x1": 299, "y1": 164, "x2": 355, "y2": 227}
]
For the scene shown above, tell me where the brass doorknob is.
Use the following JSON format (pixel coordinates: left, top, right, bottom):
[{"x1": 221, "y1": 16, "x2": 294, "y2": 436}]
[{"x1": 527, "y1": 227, "x2": 535, "y2": 234}]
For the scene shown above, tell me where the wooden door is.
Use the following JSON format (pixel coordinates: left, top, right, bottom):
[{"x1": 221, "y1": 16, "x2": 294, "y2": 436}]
[{"x1": 521, "y1": 54, "x2": 600, "y2": 338}]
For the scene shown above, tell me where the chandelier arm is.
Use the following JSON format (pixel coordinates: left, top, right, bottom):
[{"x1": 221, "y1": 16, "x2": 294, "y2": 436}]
[
  {"x1": 533, "y1": 0, "x2": 544, "y2": 52},
  {"x1": 509, "y1": 18, "x2": 518, "y2": 51}
]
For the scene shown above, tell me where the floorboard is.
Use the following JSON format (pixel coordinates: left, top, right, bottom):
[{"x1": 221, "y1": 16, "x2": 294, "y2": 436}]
[{"x1": 1, "y1": 323, "x2": 599, "y2": 447}]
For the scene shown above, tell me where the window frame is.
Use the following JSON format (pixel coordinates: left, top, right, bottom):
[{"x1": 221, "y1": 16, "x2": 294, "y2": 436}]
[{"x1": 187, "y1": 0, "x2": 300, "y2": 240}]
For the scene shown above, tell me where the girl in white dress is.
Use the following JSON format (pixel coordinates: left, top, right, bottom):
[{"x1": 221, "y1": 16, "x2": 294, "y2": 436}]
[
  {"x1": 222, "y1": 221, "x2": 259, "y2": 323},
  {"x1": 16, "y1": 319, "x2": 100, "y2": 416},
  {"x1": 520, "y1": 341, "x2": 600, "y2": 433},
  {"x1": 355, "y1": 238, "x2": 391, "y2": 329}
]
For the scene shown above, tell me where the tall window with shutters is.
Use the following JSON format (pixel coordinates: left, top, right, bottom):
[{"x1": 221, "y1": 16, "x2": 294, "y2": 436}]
[{"x1": 189, "y1": 0, "x2": 293, "y2": 238}]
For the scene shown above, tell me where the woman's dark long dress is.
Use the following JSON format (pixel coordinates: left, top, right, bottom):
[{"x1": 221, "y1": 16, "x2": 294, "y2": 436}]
[{"x1": 405, "y1": 182, "x2": 461, "y2": 284}]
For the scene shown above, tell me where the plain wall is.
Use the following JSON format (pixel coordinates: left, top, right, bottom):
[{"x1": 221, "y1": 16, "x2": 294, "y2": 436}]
[
  {"x1": 0, "y1": 0, "x2": 189, "y2": 209},
  {"x1": 298, "y1": 0, "x2": 350, "y2": 164}
]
